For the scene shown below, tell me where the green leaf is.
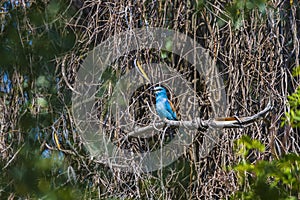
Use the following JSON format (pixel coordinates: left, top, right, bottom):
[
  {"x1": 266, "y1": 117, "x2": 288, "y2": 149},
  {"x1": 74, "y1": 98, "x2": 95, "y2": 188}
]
[
  {"x1": 161, "y1": 50, "x2": 168, "y2": 59},
  {"x1": 36, "y1": 76, "x2": 50, "y2": 89},
  {"x1": 165, "y1": 40, "x2": 173, "y2": 51},
  {"x1": 46, "y1": 0, "x2": 61, "y2": 21},
  {"x1": 292, "y1": 66, "x2": 300, "y2": 76},
  {"x1": 234, "y1": 163, "x2": 254, "y2": 172},
  {"x1": 37, "y1": 97, "x2": 48, "y2": 108},
  {"x1": 293, "y1": 114, "x2": 300, "y2": 121},
  {"x1": 246, "y1": 1, "x2": 255, "y2": 9}
]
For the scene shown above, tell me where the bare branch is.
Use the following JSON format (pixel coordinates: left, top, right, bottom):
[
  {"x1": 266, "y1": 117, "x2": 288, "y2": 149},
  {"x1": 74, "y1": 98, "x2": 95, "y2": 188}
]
[{"x1": 117, "y1": 100, "x2": 273, "y2": 141}]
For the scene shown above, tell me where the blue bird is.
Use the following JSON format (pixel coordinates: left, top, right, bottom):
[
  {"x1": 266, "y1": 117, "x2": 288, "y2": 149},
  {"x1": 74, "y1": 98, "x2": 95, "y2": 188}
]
[{"x1": 154, "y1": 86, "x2": 178, "y2": 120}]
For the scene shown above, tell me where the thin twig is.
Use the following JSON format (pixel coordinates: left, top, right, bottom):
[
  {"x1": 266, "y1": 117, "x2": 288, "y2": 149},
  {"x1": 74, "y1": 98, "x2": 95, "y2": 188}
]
[{"x1": 3, "y1": 143, "x2": 25, "y2": 170}]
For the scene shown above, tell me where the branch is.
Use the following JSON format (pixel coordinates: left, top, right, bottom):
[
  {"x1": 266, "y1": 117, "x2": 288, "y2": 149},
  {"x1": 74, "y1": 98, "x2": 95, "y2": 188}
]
[{"x1": 115, "y1": 100, "x2": 273, "y2": 142}]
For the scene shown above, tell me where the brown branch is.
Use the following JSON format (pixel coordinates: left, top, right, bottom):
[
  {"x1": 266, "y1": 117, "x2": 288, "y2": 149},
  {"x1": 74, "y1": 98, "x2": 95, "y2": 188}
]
[
  {"x1": 2, "y1": 143, "x2": 25, "y2": 170},
  {"x1": 116, "y1": 100, "x2": 273, "y2": 142}
]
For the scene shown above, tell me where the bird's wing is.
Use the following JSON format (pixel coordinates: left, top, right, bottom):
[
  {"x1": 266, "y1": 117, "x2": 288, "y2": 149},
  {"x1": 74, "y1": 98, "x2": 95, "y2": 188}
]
[{"x1": 166, "y1": 99, "x2": 177, "y2": 120}]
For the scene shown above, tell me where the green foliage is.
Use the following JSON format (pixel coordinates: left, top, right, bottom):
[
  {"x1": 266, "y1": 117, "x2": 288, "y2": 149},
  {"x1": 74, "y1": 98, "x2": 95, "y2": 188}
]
[
  {"x1": 231, "y1": 136, "x2": 300, "y2": 200},
  {"x1": 0, "y1": 140, "x2": 82, "y2": 199},
  {"x1": 233, "y1": 64, "x2": 300, "y2": 199},
  {"x1": 284, "y1": 87, "x2": 300, "y2": 127},
  {"x1": 235, "y1": 135, "x2": 265, "y2": 158},
  {"x1": 221, "y1": 0, "x2": 269, "y2": 29},
  {"x1": 161, "y1": 39, "x2": 173, "y2": 59},
  {"x1": 195, "y1": 0, "x2": 270, "y2": 29},
  {"x1": 0, "y1": 1, "x2": 78, "y2": 198},
  {"x1": 283, "y1": 66, "x2": 300, "y2": 127},
  {"x1": 0, "y1": 1, "x2": 75, "y2": 75},
  {"x1": 292, "y1": 66, "x2": 300, "y2": 77}
]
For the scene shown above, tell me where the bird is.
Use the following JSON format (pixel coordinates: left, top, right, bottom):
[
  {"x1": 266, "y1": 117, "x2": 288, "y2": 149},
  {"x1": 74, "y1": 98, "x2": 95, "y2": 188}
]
[{"x1": 153, "y1": 86, "x2": 178, "y2": 121}]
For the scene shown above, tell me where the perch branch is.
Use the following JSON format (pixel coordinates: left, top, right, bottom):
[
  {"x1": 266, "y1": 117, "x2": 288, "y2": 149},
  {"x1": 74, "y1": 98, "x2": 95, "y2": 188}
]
[{"x1": 115, "y1": 100, "x2": 272, "y2": 143}]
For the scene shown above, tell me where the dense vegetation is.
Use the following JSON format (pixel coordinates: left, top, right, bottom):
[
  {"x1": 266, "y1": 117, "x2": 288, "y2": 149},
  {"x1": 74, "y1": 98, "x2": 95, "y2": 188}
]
[{"x1": 0, "y1": 0, "x2": 299, "y2": 199}]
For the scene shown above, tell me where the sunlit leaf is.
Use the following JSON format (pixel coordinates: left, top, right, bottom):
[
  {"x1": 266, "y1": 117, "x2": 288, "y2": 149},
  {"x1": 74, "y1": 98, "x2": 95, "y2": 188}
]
[{"x1": 37, "y1": 97, "x2": 48, "y2": 108}]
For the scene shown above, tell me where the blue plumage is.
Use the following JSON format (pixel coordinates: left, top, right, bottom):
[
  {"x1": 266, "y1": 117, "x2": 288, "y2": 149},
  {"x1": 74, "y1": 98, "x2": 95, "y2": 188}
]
[{"x1": 154, "y1": 86, "x2": 177, "y2": 120}]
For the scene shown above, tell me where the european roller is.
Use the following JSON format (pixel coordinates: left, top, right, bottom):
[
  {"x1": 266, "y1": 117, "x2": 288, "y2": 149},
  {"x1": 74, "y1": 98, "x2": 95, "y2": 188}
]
[{"x1": 153, "y1": 86, "x2": 178, "y2": 120}]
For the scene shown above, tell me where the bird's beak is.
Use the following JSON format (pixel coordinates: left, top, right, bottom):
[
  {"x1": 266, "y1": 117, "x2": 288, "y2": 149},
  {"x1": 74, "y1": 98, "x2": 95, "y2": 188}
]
[{"x1": 152, "y1": 86, "x2": 164, "y2": 93}]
